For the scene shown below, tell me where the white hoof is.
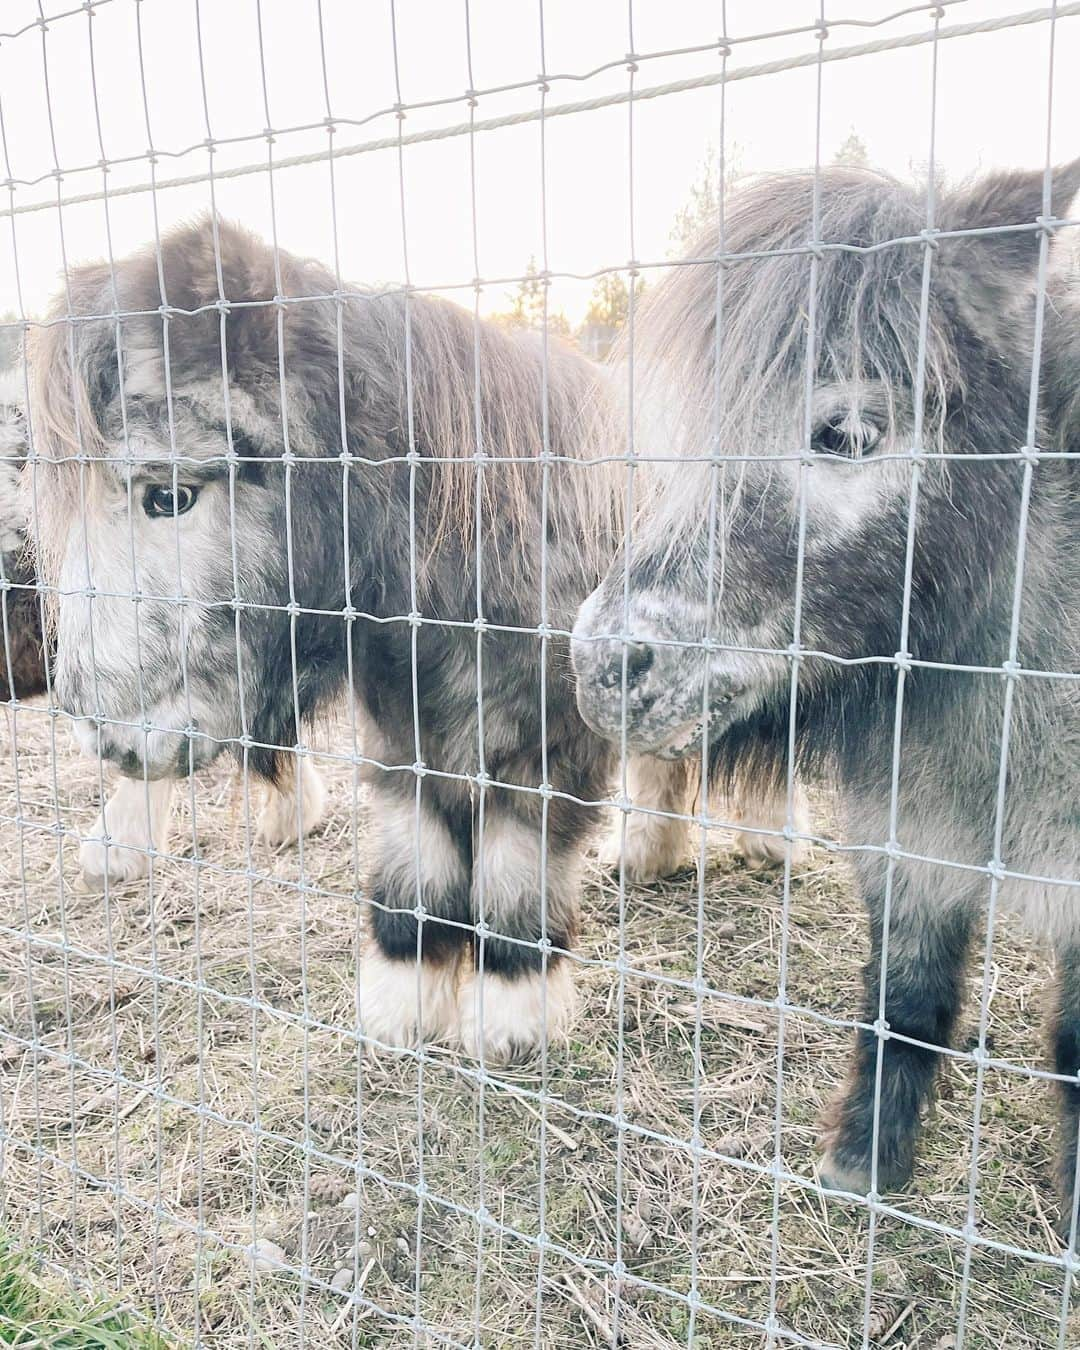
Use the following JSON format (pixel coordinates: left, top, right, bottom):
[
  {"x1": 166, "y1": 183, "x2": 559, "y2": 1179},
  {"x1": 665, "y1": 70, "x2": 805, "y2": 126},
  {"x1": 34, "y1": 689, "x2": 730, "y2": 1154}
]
[
  {"x1": 604, "y1": 811, "x2": 692, "y2": 885},
  {"x1": 80, "y1": 778, "x2": 173, "y2": 888},
  {"x1": 817, "y1": 1154, "x2": 874, "y2": 1197},
  {"x1": 735, "y1": 828, "x2": 812, "y2": 869},
  {"x1": 257, "y1": 758, "x2": 326, "y2": 848},
  {"x1": 80, "y1": 832, "x2": 151, "y2": 886},
  {"x1": 357, "y1": 947, "x2": 460, "y2": 1051},
  {"x1": 458, "y1": 961, "x2": 576, "y2": 1064},
  {"x1": 733, "y1": 783, "x2": 812, "y2": 869}
]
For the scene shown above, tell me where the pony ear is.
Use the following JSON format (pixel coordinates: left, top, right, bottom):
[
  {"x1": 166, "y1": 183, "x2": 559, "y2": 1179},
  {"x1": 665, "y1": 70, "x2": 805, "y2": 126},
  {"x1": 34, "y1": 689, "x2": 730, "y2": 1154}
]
[
  {"x1": 941, "y1": 158, "x2": 1080, "y2": 276},
  {"x1": 152, "y1": 216, "x2": 284, "y2": 390},
  {"x1": 937, "y1": 159, "x2": 1080, "y2": 336},
  {"x1": 154, "y1": 215, "x2": 346, "y2": 399}
]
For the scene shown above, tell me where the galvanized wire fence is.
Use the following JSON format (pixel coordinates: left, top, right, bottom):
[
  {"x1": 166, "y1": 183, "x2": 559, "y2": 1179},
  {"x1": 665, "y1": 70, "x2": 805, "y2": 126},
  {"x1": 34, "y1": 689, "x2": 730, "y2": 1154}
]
[{"x1": 1, "y1": 2, "x2": 1079, "y2": 1347}]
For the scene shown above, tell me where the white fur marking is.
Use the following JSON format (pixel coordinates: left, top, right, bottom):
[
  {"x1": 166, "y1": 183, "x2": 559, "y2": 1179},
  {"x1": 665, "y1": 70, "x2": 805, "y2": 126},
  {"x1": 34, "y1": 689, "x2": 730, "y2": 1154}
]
[
  {"x1": 256, "y1": 758, "x2": 327, "y2": 848},
  {"x1": 458, "y1": 961, "x2": 576, "y2": 1064},
  {"x1": 357, "y1": 946, "x2": 461, "y2": 1051},
  {"x1": 80, "y1": 776, "x2": 173, "y2": 887},
  {"x1": 378, "y1": 792, "x2": 467, "y2": 898}
]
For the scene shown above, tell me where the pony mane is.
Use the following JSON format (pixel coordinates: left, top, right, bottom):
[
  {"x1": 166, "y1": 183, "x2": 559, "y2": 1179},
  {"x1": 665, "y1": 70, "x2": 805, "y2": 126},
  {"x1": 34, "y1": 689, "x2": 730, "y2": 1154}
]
[
  {"x1": 627, "y1": 169, "x2": 962, "y2": 537},
  {"x1": 29, "y1": 215, "x2": 621, "y2": 579}
]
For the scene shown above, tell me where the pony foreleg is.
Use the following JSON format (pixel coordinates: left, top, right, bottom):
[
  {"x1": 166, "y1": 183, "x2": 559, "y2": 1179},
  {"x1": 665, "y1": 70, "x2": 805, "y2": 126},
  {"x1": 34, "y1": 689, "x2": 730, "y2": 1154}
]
[
  {"x1": 80, "y1": 776, "x2": 174, "y2": 887},
  {"x1": 602, "y1": 754, "x2": 694, "y2": 885},
  {"x1": 358, "y1": 785, "x2": 470, "y2": 1051},
  {"x1": 458, "y1": 804, "x2": 580, "y2": 1064},
  {"x1": 820, "y1": 881, "x2": 973, "y2": 1196}
]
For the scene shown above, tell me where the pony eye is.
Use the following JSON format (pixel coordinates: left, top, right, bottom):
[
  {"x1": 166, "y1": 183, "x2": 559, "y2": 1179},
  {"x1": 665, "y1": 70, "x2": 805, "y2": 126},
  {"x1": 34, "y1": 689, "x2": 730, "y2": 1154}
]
[
  {"x1": 143, "y1": 483, "x2": 199, "y2": 518},
  {"x1": 810, "y1": 417, "x2": 881, "y2": 459}
]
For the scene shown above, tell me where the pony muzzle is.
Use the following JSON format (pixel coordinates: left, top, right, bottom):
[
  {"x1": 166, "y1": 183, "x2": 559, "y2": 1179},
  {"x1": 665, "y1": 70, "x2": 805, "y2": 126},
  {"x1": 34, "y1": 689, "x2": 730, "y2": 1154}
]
[{"x1": 570, "y1": 595, "x2": 744, "y2": 755}]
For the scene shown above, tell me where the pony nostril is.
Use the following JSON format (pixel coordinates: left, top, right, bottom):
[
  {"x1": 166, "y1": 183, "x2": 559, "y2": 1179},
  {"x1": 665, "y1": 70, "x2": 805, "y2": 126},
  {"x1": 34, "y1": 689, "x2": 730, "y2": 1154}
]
[
  {"x1": 596, "y1": 641, "x2": 655, "y2": 691},
  {"x1": 623, "y1": 643, "x2": 654, "y2": 689}
]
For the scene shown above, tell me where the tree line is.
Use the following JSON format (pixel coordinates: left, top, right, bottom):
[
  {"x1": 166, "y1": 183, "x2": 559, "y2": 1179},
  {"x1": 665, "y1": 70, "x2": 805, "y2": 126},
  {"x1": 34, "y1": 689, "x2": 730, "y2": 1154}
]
[{"x1": 492, "y1": 130, "x2": 870, "y2": 360}]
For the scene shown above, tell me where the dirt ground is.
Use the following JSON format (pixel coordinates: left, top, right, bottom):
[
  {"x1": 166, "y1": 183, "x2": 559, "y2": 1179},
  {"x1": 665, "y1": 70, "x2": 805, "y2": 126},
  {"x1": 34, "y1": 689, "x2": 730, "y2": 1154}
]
[{"x1": 0, "y1": 701, "x2": 1077, "y2": 1349}]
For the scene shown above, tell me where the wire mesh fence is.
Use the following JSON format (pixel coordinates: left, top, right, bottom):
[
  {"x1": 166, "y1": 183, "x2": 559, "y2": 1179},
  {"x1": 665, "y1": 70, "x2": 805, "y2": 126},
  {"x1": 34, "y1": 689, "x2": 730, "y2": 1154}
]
[{"x1": 2, "y1": 2, "x2": 1080, "y2": 1347}]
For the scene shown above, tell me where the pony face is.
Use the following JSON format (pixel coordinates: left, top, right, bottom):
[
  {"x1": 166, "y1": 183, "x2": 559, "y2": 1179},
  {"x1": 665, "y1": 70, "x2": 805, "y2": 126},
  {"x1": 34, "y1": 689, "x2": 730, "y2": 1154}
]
[
  {"x1": 25, "y1": 221, "x2": 351, "y2": 783},
  {"x1": 27, "y1": 218, "x2": 383, "y2": 782},
  {"x1": 41, "y1": 388, "x2": 291, "y2": 779},
  {"x1": 571, "y1": 378, "x2": 935, "y2": 759},
  {"x1": 572, "y1": 164, "x2": 1076, "y2": 757}
]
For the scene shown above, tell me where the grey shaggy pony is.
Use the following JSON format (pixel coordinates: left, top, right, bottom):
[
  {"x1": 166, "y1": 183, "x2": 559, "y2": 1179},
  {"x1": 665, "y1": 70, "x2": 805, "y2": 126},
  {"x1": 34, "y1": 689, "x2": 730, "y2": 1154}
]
[
  {"x1": 0, "y1": 371, "x2": 325, "y2": 885},
  {"x1": 572, "y1": 161, "x2": 1080, "y2": 1230},
  {"x1": 28, "y1": 217, "x2": 694, "y2": 1061}
]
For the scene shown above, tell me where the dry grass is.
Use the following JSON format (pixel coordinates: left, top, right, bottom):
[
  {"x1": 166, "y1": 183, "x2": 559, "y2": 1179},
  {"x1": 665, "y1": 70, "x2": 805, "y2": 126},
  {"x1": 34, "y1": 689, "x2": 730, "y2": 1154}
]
[{"x1": 0, "y1": 702, "x2": 1077, "y2": 1348}]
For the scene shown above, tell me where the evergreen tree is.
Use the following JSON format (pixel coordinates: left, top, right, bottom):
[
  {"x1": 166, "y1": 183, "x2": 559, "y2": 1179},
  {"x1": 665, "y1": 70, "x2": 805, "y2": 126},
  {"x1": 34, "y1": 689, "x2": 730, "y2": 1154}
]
[
  {"x1": 669, "y1": 143, "x2": 743, "y2": 257},
  {"x1": 582, "y1": 272, "x2": 645, "y2": 331},
  {"x1": 833, "y1": 130, "x2": 870, "y2": 169},
  {"x1": 492, "y1": 257, "x2": 570, "y2": 338}
]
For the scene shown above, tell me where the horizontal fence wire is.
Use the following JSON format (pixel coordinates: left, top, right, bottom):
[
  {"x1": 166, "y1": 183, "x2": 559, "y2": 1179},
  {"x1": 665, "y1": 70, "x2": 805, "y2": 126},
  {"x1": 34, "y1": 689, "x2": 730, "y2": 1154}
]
[{"x1": 0, "y1": 3, "x2": 1073, "y2": 219}]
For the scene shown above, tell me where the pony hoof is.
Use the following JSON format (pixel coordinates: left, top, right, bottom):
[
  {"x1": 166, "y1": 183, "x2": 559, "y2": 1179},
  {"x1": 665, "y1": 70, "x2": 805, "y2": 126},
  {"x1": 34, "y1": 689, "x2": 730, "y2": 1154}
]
[
  {"x1": 735, "y1": 829, "x2": 811, "y2": 869},
  {"x1": 257, "y1": 761, "x2": 327, "y2": 848},
  {"x1": 458, "y1": 962, "x2": 576, "y2": 1064},
  {"x1": 817, "y1": 1154, "x2": 874, "y2": 1197},
  {"x1": 818, "y1": 1148, "x2": 913, "y2": 1198},
  {"x1": 1054, "y1": 1176, "x2": 1080, "y2": 1241},
  {"x1": 357, "y1": 948, "x2": 459, "y2": 1052},
  {"x1": 602, "y1": 821, "x2": 691, "y2": 886},
  {"x1": 79, "y1": 831, "x2": 151, "y2": 889}
]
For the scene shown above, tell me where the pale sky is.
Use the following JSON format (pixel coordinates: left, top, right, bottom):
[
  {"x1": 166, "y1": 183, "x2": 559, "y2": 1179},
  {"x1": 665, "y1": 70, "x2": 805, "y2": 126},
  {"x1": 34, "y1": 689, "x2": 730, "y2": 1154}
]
[{"x1": 0, "y1": 0, "x2": 1076, "y2": 327}]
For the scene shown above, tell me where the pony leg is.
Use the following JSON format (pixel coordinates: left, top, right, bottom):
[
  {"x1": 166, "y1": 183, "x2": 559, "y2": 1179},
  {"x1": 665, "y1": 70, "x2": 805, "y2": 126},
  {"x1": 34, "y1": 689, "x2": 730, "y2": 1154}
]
[
  {"x1": 256, "y1": 753, "x2": 327, "y2": 847},
  {"x1": 1051, "y1": 944, "x2": 1080, "y2": 1237},
  {"x1": 80, "y1": 776, "x2": 174, "y2": 887},
  {"x1": 731, "y1": 776, "x2": 811, "y2": 868},
  {"x1": 603, "y1": 755, "x2": 694, "y2": 884},
  {"x1": 358, "y1": 784, "x2": 469, "y2": 1051},
  {"x1": 820, "y1": 886, "x2": 973, "y2": 1195},
  {"x1": 458, "y1": 803, "x2": 581, "y2": 1063}
]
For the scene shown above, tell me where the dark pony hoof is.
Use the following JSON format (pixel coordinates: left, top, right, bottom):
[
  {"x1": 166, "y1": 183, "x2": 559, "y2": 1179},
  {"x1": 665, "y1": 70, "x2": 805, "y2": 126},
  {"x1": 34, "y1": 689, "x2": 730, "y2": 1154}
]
[{"x1": 818, "y1": 1148, "x2": 913, "y2": 1199}]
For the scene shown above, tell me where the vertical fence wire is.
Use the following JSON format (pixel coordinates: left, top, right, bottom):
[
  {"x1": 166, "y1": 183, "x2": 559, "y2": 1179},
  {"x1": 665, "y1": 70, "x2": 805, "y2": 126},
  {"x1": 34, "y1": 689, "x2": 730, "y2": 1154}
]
[
  {"x1": 611, "y1": 3, "x2": 640, "y2": 1344},
  {"x1": 33, "y1": 0, "x2": 95, "y2": 1293},
  {"x1": 185, "y1": 7, "x2": 267, "y2": 1344},
  {"x1": 385, "y1": 4, "x2": 439, "y2": 1344},
  {"x1": 463, "y1": 9, "x2": 491, "y2": 1344},
  {"x1": 250, "y1": 4, "x2": 318, "y2": 1337},
  {"x1": 764, "y1": 8, "x2": 828, "y2": 1342},
  {"x1": 857, "y1": 9, "x2": 942, "y2": 1347},
  {"x1": 957, "y1": 10, "x2": 1060, "y2": 1347},
  {"x1": 687, "y1": 5, "x2": 730, "y2": 1344},
  {"x1": 0, "y1": 38, "x2": 50, "y2": 1258},
  {"x1": 532, "y1": 3, "x2": 555, "y2": 1344},
  {"x1": 311, "y1": 6, "x2": 373, "y2": 1344},
  {"x1": 81, "y1": 0, "x2": 138, "y2": 1303}
]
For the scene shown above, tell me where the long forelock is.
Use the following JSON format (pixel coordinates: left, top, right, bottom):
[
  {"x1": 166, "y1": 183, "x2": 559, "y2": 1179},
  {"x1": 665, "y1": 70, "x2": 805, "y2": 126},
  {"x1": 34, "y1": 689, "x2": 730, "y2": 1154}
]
[
  {"x1": 631, "y1": 169, "x2": 963, "y2": 539},
  {"x1": 26, "y1": 308, "x2": 115, "y2": 584}
]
